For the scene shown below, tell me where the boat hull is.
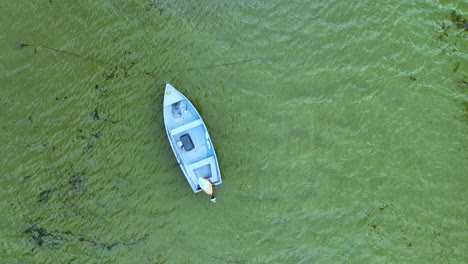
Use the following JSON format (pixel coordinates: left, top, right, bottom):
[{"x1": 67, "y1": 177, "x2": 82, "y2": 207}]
[{"x1": 163, "y1": 83, "x2": 222, "y2": 192}]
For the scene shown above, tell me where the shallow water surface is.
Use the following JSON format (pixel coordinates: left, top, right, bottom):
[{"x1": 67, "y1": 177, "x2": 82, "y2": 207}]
[{"x1": 0, "y1": 0, "x2": 467, "y2": 263}]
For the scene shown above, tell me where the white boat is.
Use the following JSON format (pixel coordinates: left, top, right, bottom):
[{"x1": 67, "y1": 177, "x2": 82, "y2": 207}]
[{"x1": 163, "y1": 82, "x2": 222, "y2": 195}]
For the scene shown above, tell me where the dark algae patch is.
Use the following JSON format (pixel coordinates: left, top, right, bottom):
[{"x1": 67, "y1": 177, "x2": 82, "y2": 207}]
[
  {"x1": 17, "y1": 42, "x2": 30, "y2": 49},
  {"x1": 147, "y1": 0, "x2": 164, "y2": 14},
  {"x1": 436, "y1": 11, "x2": 468, "y2": 124},
  {"x1": 450, "y1": 10, "x2": 468, "y2": 31},
  {"x1": 437, "y1": 22, "x2": 450, "y2": 41},
  {"x1": 55, "y1": 96, "x2": 68, "y2": 101},
  {"x1": 436, "y1": 10, "x2": 467, "y2": 43},
  {"x1": 91, "y1": 133, "x2": 103, "y2": 139},
  {"x1": 92, "y1": 108, "x2": 100, "y2": 120},
  {"x1": 23, "y1": 225, "x2": 65, "y2": 248},
  {"x1": 94, "y1": 84, "x2": 107, "y2": 98},
  {"x1": 378, "y1": 202, "x2": 392, "y2": 212},
  {"x1": 403, "y1": 237, "x2": 412, "y2": 248},
  {"x1": 102, "y1": 61, "x2": 136, "y2": 80},
  {"x1": 103, "y1": 65, "x2": 118, "y2": 80},
  {"x1": 366, "y1": 202, "x2": 395, "y2": 239},
  {"x1": 78, "y1": 233, "x2": 150, "y2": 251},
  {"x1": 23, "y1": 224, "x2": 150, "y2": 251},
  {"x1": 89, "y1": 84, "x2": 118, "y2": 124},
  {"x1": 453, "y1": 61, "x2": 460, "y2": 72},
  {"x1": 75, "y1": 129, "x2": 104, "y2": 154},
  {"x1": 21, "y1": 163, "x2": 154, "y2": 252},
  {"x1": 38, "y1": 189, "x2": 53, "y2": 203},
  {"x1": 68, "y1": 170, "x2": 86, "y2": 191}
]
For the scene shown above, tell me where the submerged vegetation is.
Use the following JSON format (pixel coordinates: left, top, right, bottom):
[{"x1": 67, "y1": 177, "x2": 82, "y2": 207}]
[
  {"x1": 23, "y1": 224, "x2": 149, "y2": 251},
  {"x1": 436, "y1": 10, "x2": 468, "y2": 123},
  {"x1": 450, "y1": 10, "x2": 468, "y2": 31}
]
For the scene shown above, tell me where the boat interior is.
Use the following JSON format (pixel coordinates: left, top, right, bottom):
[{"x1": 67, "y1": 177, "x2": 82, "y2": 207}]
[{"x1": 164, "y1": 99, "x2": 221, "y2": 191}]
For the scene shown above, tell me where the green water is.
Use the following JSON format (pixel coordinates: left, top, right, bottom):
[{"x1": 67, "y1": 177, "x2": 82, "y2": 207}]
[{"x1": 1, "y1": 0, "x2": 467, "y2": 263}]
